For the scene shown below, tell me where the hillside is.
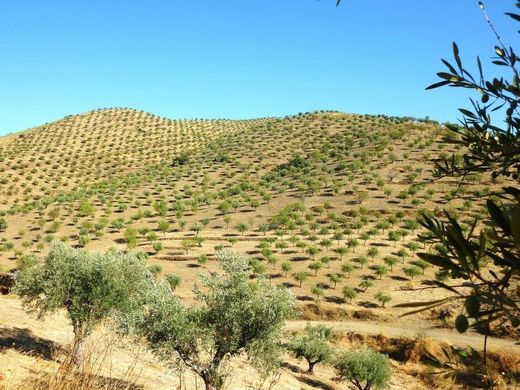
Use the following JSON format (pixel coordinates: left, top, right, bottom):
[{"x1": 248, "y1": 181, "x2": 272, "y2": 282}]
[
  {"x1": 0, "y1": 109, "x2": 515, "y2": 389},
  {"x1": 0, "y1": 108, "x2": 255, "y2": 204}
]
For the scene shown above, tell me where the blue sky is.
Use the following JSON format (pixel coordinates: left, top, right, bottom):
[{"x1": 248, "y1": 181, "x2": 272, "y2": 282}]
[{"x1": 0, "y1": 1, "x2": 517, "y2": 135}]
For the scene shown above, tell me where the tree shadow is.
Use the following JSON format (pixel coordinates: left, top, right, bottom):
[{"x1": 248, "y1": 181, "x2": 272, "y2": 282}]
[
  {"x1": 317, "y1": 283, "x2": 331, "y2": 290},
  {"x1": 0, "y1": 327, "x2": 63, "y2": 360},
  {"x1": 281, "y1": 361, "x2": 302, "y2": 374},
  {"x1": 370, "y1": 242, "x2": 390, "y2": 247},
  {"x1": 289, "y1": 256, "x2": 309, "y2": 262},
  {"x1": 26, "y1": 367, "x2": 145, "y2": 390},
  {"x1": 297, "y1": 375, "x2": 335, "y2": 390},
  {"x1": 325, "y1": 296, "x2": 344, "y2": 305},
  {"x1": 0, "y1": 273, "x2": 15, "y2": 295},
  {"x1": 358, "y1": 301, "x2": 379, "y2": 309}
]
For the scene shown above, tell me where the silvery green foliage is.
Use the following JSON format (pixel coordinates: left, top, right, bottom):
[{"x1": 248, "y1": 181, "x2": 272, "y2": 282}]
[
  {"x1": 334, "y1": 349, "x2": 392, "y2": 390},
  {"x1": 15, "y1": 241, "x2": 155, "y2": 361},
  {"x1": 287, "y1": 323, "x2": 334, "y2": 373},
  {"x1": 397, "y1": 3, "x2": 520, "y2": 343},
  {"x1": 119, "y1": 250, "x2": 295, "y2": 390}
]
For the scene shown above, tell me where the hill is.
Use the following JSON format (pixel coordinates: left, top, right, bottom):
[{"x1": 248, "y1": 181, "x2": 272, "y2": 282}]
[
  {"x1": 0, "y1": 109, "x2": 515, "y2": 389},
  {"x1": 0, "y1": 108, "x2": 256, "y2": 205}
]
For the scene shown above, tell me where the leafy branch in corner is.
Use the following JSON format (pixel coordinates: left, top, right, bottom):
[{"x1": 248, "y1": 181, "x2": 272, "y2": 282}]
[{"x1": 395, "y1": 1, "x2": 520, "y2": 374}]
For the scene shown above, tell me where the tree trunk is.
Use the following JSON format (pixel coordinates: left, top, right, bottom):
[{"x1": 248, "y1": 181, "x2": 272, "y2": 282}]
[
  {"x1": 202, "y1": 369, "x2": 222, "y2": 390},
  {"x1": 200, "y1": 356, "x2": 225, "y2": 390},
  {"x1": 203, "y1": 379, "x2": 218, "y2": 390},
  {"x1": 70, "y1": 325, "x2": 90, "y2": 366},
  {"x1": 306, "y1": 359, "x2": 316, "y2": 373}
]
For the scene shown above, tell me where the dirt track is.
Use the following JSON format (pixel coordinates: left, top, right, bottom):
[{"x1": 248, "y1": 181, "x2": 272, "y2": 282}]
[{"x1": 285, "y1": 320, "x2": 520, "y2": 352}]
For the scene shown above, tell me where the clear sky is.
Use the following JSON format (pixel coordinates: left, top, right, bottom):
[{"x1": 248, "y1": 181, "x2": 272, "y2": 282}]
[{"x1": 0, "y1": 1, "x2": 517, "y2": 135}]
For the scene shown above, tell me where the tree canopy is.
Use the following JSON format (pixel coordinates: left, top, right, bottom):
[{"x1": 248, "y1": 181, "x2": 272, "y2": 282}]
[
  {"x1": 14, "y1": 242, "x2": 154, "y2": 363},
  {"x1": 118, "y1": 250, "x2": 295, "y2": 390}
]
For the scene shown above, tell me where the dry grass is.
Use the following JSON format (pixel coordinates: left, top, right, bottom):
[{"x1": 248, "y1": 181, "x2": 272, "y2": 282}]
[
  {"x1": 4, "y1": 333, "x2": 142, "y2": 390},
  {"x1": 298, "y1": 302, "x2": 386, "y2": 322},
  {"x1": 331, "y1": 329, "x2": 520, "y2": 389}
]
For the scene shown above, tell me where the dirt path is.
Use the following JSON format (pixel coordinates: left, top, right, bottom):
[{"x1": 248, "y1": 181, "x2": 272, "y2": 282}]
[{"x1": 285, "y1": 320, "x2": 520, "y2": 352}]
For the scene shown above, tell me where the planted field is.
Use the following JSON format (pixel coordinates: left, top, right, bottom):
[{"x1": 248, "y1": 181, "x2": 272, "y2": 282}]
[{"x1": 0, "y1": 109, "x2": 497, "y2": 318}]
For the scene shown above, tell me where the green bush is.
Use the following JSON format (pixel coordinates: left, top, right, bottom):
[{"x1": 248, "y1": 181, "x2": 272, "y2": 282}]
[
  {"x1": 152, "y1": 241, "x2": 163, "y2": 254},
  {"x1": 165, "y1": 273, "x2": 181, "y2": 291}
]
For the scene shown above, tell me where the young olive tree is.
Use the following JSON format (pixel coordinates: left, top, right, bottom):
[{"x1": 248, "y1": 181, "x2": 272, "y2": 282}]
[
  {"x1": 119, "y1": 250, "x2": 295, "y2": 390},
  {"x1": 334, "y1": 349, "x2": 391, "y2": 390},
  {"x1": 14, "y1": 242, "x2": 153, "y2": 364},
  {"x1": 287, "y1": 323, "x2": 334, "y2": 373}
]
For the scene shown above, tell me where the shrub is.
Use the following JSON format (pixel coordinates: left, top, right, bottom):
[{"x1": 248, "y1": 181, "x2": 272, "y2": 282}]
[
  {"x1": 308, "y1": 261, "x2": 322, "y2": 276},
  {"x1": 311, "y1": 284, "x2": 324, "y2": 302},
  {"x1": 158, "y1": 219, "x2": 170, "y2": 236},
  {"x1": 403, "y1": 265, "x2": 421, "y2": 280},
  {"x1": 152, "y1": 241, "x2": 163, "y2": 254},
  {"x1": 171, "y1": 152, "x2": 190, "y2": 166},
  {"x1": 342, "y1": 286, "x2": 357, "y2": 303},
  {"x1": 197, "y1": 254, "x2": 209, "y2": 266},
  {"x1": 78, "y1": 234, "x2": 90, "y2": 247},
  {"x1": 123, "y1": 227, "x2": 138, "y2": 249},
  {"x1": 374, "y1": 291, "x2": 391, "y2": 308},
  {"x1": 78, "y1": 200, "x2": 95, "y2": 217},
  {"x1": 294, "y1": 271, "x2": 308, "y2": 287},
  {"x1": 165, "y1": 273, "x2": 181, "y2": 291},
  {"x1": 16, "y1": 254, "x2": 37, "y2": 271},
  {"x1": 359, "y1": 278, "x2": 374, "y2": 292},
  {"x1": 281, "y1": 261, "x2": 292, "y2": 276}
]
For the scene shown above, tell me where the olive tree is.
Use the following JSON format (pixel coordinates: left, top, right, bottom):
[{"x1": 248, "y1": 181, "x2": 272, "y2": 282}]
[
  {"x1": 119, "y1": 250, "x2": 295, "y2": 390},
  {"x1": 287, "y1": 323, "x2": 334, "y2": 373},
  {"x1": 14, "y1": 241, "x2": 153, "y2": 364},
  {"x1": 0, "y1": 217, "x2": 7, "y2": 231},
  {"x1": 334, "y1": 349, "x2": 391, "y2": 390}
]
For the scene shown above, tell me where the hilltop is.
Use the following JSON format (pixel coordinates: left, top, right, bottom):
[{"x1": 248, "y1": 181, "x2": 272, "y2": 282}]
[
  {"x1": 0, "y1": 109, "x2": 515, "y2": 389},
  {"x1": 0, "y1": 108, "x2": 258, "y2": 205}
]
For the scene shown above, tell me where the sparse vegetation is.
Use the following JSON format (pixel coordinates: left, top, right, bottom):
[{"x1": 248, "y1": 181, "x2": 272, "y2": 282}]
[{"x1": 1, "y1": 5, "x2": 518, "y2": 386}]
